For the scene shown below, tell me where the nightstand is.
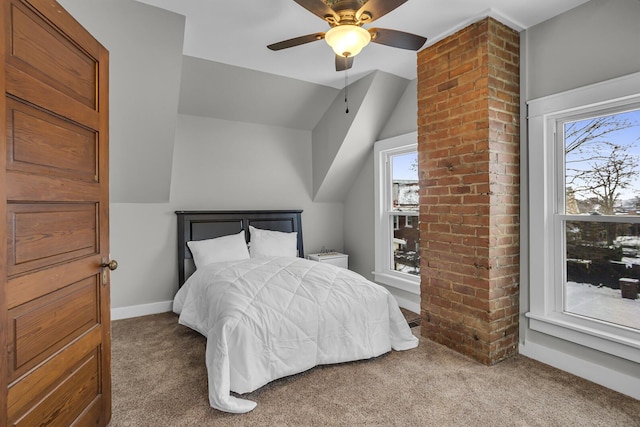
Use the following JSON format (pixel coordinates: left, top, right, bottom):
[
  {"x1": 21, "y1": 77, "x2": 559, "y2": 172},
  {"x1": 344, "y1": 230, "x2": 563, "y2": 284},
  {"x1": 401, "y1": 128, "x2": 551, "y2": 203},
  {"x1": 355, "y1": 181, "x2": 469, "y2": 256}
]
[{"x1": 307, "y1": 252, "x2": 349, "y2": 269}]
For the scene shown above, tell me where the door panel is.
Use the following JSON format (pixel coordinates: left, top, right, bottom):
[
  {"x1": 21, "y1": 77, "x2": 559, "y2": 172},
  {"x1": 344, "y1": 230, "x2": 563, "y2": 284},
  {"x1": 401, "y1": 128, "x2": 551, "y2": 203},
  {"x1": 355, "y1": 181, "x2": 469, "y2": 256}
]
[
  {"x1": 6, "y1": 328, "x2": 101, "y2": 421},
  {"x1": 7, "y1": 203, "x2": 98, "y2": 276},
  {"x1": 7, "y1": 99, "x2": 98, "y2": 181},
  {"x1": 8, "y1": 1, "x2": 96, "y2": 108},
  {"x1": 1, "y1": 0, "x2": 110, "y2": 425},
  {"x1": 8, "y1": 276, "x2": 99, "y2": 378},
  {"x1": 6, "y1": 257, "x2": 99, "y2": 309},
  {"x1": 5, "y1": 66, "x2": 100, "y2": 127},
  {"x1": 6, "y1": 171, "x2": 100, "y2": 201},
  {"x1": 12, "y1": 350, "x2": 100, "y2": 427}
]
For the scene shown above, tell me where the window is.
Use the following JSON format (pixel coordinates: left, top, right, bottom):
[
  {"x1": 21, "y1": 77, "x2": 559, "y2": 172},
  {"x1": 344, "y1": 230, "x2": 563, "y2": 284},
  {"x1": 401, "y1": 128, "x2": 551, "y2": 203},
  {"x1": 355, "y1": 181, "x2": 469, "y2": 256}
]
[
  {"x1": 528, "y1": 72, "x2": 640, "y2": 362},
  {"x1": 406, "y1": 216, "x2": 414, "y2": 228},
  {"x1": 374, "y1": 132, "x2": 420, "y2": 294},
  {"x1": 562, "y1": 110, "x2": 640, "y2": 330}
]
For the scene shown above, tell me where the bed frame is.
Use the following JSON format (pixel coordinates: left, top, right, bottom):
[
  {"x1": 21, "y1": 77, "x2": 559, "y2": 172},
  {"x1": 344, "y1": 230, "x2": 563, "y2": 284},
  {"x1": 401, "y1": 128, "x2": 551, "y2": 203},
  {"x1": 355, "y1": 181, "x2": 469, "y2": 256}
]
[{"x1": 175, "y1": 210, "x2": 304, "y2": 287}]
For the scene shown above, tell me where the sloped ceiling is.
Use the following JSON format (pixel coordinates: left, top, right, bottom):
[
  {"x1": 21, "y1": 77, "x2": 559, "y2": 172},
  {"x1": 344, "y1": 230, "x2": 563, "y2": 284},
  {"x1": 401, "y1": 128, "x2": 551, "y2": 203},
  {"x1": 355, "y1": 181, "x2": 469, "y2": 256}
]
[
  {"x1": 312, "y1": 71, "x2": 409, "y2": 202},
  {"x1": 179, "y1": 56, "x2": 338, "y2": 131}
]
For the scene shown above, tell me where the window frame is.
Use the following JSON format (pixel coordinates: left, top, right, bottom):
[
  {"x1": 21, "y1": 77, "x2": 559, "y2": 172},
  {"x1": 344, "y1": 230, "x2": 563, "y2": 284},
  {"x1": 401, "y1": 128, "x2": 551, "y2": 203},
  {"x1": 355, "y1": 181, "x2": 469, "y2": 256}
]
[
  {"x1": 373, "y1": 132, "x2": 420, "y2": 295},
  {"x1": 406, "y1": 216, "x2": 414, "y2": 228},
  {"x1": 527, "y1": 72, "x2": 640, "y2": 363}
]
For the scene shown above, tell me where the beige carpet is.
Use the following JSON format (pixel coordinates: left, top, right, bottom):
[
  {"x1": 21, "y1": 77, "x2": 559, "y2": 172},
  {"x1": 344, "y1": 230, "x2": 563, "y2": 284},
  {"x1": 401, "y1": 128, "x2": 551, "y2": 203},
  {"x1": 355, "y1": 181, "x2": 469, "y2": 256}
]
[{"x1": 109, "y1": 312, "x2": 640, "y2": 426}]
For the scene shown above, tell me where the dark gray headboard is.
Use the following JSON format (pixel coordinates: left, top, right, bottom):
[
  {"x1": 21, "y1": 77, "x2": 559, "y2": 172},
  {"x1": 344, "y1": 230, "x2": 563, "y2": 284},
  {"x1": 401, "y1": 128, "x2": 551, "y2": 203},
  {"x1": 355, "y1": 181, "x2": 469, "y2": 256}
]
[{"x1": 175, "y1": 210, "x2": 303, "y2": 287}]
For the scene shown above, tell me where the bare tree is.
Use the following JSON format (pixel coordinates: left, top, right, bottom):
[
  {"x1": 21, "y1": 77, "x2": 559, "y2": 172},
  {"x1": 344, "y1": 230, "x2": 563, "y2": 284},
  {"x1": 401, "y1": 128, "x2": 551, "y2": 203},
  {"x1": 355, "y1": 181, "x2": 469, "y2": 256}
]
[
  {"x1": 565, "y1": 115, "x2": 636, "y2": 154},
  {"x1": 565, "y1": 113, "x2": 640, "y2": 215},
  {"x1": 409, "y1": 156, "x2": 418, "y2": 174},
  {"x1": 568, "y1": 144, "x2": 638, "y2": 214}
]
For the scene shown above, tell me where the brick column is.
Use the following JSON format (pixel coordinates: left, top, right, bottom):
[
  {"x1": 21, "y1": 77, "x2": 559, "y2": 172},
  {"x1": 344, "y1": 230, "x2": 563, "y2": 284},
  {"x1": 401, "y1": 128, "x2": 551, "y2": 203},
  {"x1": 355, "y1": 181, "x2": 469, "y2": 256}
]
[{"x1": 417, "y1": 17, "x2": 520, "y2": 365}]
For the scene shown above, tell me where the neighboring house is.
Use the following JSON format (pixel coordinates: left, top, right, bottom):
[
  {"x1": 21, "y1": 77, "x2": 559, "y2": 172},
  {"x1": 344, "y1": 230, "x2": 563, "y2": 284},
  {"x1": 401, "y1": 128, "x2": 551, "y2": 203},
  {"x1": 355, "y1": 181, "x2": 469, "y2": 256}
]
[{"x1": 393, "y1": 180, "x2": 419, "y2": 274}]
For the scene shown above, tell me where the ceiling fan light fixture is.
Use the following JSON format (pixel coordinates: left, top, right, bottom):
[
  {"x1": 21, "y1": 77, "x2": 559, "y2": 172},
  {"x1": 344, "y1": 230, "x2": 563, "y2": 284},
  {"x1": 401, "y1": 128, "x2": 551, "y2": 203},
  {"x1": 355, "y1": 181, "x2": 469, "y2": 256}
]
[{"x1": 325, "y1": 25, "x2": 371, "y2": 57}]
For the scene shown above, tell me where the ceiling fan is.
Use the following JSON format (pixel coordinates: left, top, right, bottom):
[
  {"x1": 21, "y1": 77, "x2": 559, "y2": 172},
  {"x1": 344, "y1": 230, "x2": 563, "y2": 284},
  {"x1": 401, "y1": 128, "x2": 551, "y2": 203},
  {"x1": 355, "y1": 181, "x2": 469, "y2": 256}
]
[{"x1": 267, "y1": 0, "x2": 428, "y2": 71}]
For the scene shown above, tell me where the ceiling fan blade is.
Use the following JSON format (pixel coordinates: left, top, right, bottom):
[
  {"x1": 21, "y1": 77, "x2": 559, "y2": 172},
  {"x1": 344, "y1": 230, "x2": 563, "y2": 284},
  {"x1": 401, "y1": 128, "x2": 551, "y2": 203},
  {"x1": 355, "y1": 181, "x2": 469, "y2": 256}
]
[
  {"x1": 335, "y1": 55, "x2": 354, "y2": 71},
  {"x1": 369, "y1": 28, "x2": 427, "y2": 51},
  {"x1": 267, "y1": 32, "x2": 325, "y2": 51},
  {"x1": 356, "y1": 0, "x2": 408, "y2": 23},
  {"x1": 293, "y1": 0, "x2": 339, "y2": 22}
]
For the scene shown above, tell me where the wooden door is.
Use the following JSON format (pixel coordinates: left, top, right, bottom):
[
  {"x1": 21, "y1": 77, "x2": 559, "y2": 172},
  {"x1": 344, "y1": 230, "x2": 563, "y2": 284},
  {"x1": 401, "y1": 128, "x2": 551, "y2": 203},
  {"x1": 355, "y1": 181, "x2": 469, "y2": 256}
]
[{"x1": 0, "y1": 0, "x2": 111, "y2": 425}]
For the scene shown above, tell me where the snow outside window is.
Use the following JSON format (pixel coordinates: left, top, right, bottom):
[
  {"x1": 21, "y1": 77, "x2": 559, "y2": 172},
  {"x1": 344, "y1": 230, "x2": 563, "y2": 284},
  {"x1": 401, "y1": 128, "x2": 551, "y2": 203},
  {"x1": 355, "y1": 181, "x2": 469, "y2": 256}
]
[
  {"x1": 374, "y1": 132, "x2": 420, "y2": 295},
  {"x1": 527, "y1": 72, "x2": 640, "y2": 363}
]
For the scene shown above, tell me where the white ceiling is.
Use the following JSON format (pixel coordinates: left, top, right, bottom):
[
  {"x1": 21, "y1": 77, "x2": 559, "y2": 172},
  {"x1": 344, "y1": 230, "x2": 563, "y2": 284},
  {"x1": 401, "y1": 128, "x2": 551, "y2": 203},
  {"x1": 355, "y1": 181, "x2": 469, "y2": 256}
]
[{"x1": 136, "y1": 0, "x2": 590, "y2": 88}]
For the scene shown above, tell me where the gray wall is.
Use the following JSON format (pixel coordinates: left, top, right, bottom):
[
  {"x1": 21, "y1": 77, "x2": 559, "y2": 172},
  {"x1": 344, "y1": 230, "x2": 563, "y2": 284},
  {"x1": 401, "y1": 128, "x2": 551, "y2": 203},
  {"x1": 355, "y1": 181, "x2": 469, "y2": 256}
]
[
  {"x1": 107, "y1": 115, "x2": 345, "y2": 311},
  {"x1": 58, "y1": 0, "x2": 419, "y2": 314},
  {"x1": 343, "y1": 78, "x2": 420, "y2": 309},
  {"x1": 377, "y1": 79, "x2": 418, "y2": 141},
  {"x1": 59, "y1": 0, "x2": 185, "y2": 203},
  {"x1": 312, "y1": 71, "x2": 408, "y2": 202},
  {"x1": 521, "y1": 0, "x2": 640, "y2": 397},
  {"x1": 170, "y1": 114, "x2": 344, "y2": 256},
  {"x1": 178, "y1": 56, "x2": 338, "y2": 131},
  {"x1": 526, "y1": 0, "x2": 640, "y2": 100},
  {"x1": 110, "y1": 116, "x2": 346, "y2": 310},
  {"x1": 58, "y1": 0, "x2": 638, "y2": 398},
  {"x1": 59, "y1": 0, "x2": 345, "y2": 312}
]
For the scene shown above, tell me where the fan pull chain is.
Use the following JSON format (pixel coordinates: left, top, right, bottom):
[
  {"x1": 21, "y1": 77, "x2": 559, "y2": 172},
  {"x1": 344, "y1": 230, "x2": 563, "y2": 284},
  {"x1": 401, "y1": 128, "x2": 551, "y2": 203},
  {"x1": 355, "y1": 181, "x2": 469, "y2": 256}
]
[{"x1": 344, "y1": 55, "x2": 349, "y2": 114}]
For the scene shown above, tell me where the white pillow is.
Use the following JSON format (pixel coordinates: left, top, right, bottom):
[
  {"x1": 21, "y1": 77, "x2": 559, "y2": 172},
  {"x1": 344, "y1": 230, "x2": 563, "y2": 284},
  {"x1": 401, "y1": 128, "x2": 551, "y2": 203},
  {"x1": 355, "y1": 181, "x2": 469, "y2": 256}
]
[
  {"x1": 187, "y1": 230, "x2": 250, "y2": 269},
  {"x1": 249, "y1": 226, "x2": 298, "y2": 258}
]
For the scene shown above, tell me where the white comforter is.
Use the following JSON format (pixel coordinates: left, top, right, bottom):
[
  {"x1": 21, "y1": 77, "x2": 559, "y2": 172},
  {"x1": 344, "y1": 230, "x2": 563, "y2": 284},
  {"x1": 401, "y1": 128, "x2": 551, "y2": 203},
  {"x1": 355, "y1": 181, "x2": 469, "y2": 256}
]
[{"x1": 173, "y1": 256, "x2": 418, "y2": 413}]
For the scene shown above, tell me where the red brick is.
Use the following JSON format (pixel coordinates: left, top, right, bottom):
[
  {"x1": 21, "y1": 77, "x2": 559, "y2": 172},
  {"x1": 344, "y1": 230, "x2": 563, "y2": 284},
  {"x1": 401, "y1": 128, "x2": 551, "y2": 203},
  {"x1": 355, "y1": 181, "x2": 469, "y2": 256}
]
[{"x1": 419, "y1": 17, "x2": 519, "y2": 365}]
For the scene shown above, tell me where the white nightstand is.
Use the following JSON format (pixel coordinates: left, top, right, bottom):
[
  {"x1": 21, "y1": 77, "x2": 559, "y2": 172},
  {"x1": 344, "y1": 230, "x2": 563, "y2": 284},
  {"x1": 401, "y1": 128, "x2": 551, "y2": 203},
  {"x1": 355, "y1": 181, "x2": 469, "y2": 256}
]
[{"x1": 307, "y1": 252, "x2": 349, "y2": 269}]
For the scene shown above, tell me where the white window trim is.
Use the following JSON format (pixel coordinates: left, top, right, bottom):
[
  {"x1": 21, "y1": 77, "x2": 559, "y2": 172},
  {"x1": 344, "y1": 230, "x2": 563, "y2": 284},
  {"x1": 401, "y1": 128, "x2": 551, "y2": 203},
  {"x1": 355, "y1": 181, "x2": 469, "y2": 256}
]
[
  {"x1": 527, "y1": 71, "x2": 640, "y2": 363},
  {"x1": 373, "y1": 132, "x2": 420, "y2": 295}
]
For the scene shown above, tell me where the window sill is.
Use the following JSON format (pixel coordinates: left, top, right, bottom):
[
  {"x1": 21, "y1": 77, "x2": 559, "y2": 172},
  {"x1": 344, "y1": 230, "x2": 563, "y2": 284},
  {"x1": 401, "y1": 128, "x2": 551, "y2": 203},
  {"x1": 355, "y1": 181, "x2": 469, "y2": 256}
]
[
  {"x1": 373, "y1": 271, "x2": 420, "y2": 295},
  {"x1": 526, "y1": 311, "x2": 640, "y2": 363}
]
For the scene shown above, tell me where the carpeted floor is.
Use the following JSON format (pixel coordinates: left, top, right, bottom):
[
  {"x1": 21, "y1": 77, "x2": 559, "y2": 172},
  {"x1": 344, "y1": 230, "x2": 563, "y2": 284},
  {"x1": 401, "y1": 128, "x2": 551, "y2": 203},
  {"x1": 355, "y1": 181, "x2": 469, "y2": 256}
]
[{"x1": 108, "y1": 312, "x2": 640, "y2": 426}]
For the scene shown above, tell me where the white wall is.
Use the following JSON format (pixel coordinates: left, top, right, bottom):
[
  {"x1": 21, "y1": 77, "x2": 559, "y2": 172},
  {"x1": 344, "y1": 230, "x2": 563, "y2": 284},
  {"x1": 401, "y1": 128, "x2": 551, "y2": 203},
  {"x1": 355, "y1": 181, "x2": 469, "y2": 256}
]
[
  {"x1": 59, "y1": 0, "x2": 185, "y2": 203},
  {"x1": 172, "y1": 116, "x2": 310, "y2": 208},
  {"x1": 520, "y1": 0, "x2": 640, "y2": 399},
  {"x1": 377, "y1": 79, "x2": 418, "y2": 141},
  {"x1": 312, "y1": 71, "x2": 409, "y2": 202},
  {"x1": 525, "y1": 0, "x2": 640, "y2": 100},
  {"x1": 61, "y1": 1, "x2": 640, "y2": 400},
  {"x1": 59, "y1": 0, "x2": 345, "y2": 318},
  {"x1": 170, "y1": 114, "x2": 344, "y2": 256},
  {"x1": 59, "y1": 0, "x2": 415, "y2": 318},
  {"x1": 344, "y1": 150, "x2": 375, "y2": 281},
  {"x1": 57, "y1": 0, "x2": 186, "y2": 318},
  {"x1": 87, "y1": 0, "x2": 639, "y2": 400},
  {"x1": 109, "y1": 203, "x2": 176, "y2": 311},
  {"x1": 179, "y1": 55, "x2": 338, "y2": 131},
  {"x1": 344, "y1": 79, "x2": 420, "y2": 311},
  {"x1": 110, "y1": 115, "x2": 344, "y2": 318}
]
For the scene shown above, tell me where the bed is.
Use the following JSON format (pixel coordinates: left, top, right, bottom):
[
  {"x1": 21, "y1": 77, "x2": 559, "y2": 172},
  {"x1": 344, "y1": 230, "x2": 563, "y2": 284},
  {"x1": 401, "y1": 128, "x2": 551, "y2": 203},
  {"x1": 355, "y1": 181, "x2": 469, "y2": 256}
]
[{"x1": 173, "y1": 210, "x2": 419, "y2": 413}]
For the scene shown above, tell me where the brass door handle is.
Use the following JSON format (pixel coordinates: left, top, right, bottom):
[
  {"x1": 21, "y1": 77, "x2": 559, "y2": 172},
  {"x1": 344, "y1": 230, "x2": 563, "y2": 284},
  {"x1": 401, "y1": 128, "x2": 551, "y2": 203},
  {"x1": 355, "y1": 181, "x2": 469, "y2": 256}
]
[{"x1": 101, "y1": 260, "x2": 118, "y2": 271}]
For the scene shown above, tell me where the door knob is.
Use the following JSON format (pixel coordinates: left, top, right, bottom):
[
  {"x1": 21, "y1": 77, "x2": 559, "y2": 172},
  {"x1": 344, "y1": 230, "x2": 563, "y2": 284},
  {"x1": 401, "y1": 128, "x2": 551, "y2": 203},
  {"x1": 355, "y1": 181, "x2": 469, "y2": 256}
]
[{"x1": 101, "y1": 260, "x2": 118, "y2": 271}]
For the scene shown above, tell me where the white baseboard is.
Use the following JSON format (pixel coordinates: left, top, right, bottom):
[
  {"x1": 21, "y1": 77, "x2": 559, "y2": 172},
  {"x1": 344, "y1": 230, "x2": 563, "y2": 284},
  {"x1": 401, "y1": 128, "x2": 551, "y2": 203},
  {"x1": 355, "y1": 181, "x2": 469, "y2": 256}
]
[
  {"x1": 111, "y1": 300, "x2": 173, "y2": 321},
  {"x1": 519, "y1": 340, "x2": 640, "y2": 400},
  {"x1": 392, "y1": 293, "x2": 421, "y2": 314}
]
